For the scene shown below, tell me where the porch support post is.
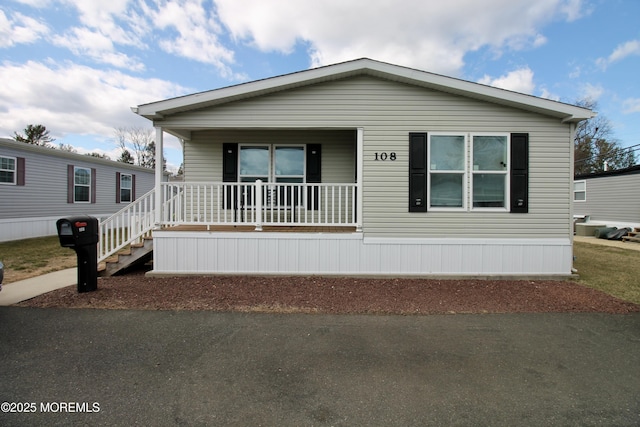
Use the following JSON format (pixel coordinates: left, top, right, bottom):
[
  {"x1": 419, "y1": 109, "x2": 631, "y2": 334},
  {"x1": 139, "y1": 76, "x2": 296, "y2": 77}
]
[
  {"x1": 154, "y1": 126, "x2": 164, "y2": 228},
  {"x1": 356, "y1": 127, "x2": 364, "y2": 232},
  {"x1": 255, "y1": 179, "x2": 263, "y2": 231}
]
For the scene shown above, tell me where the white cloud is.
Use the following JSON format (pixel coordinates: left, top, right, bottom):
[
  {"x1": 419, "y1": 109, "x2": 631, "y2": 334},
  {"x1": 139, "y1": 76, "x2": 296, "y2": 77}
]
[
  {"x1": 141, "y1": 0, "x2": 240, "y2": 79},
  {"x1": 0, "y1": 60, "x2": 190, "y2": 142},
  {"x1": 52, "y1": 27, "x2": 146, "y2": 70},
  {"x1": 579, "y1": 83, "x2": 604, "y2": 101},
  {"x1": 478, "y1": 67, "x2": 535, "y2": 94},
  {"x1": 0, "y1": 10, "x2": 49, "y2": 47},
  {"x1": 622, "y1": 98, "x2": 640, "y2": 114},
  {"x1": 215, "y1": 0, "x2": 587, "y2": 75},
  {"x1": 597, "y1": 39, "x2": 640, "y2": 69}
]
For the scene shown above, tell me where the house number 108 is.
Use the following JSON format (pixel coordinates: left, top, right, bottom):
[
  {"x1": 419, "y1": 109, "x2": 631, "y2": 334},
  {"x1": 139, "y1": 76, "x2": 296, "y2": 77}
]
[{"x1": 374, "y1": 152, "x2": 396, "y2": 161}]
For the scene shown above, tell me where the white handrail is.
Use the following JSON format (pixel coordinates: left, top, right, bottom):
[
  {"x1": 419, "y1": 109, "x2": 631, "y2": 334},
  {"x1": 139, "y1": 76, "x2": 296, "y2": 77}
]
[{"x1": 98, "y1": 189, "x2": 156, "y2": 261}]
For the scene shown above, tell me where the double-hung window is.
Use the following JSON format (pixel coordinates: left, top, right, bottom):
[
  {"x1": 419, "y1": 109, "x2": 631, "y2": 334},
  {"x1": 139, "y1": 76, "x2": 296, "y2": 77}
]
[
  {"x1": 0, "y1": 156, "x2": 16, "y2": 185},
  {"x1": 429, "y1": 134, "x2": 466, "y2": 209},
  {"x1": 74, "y1": 167, "x2": 91, "y2": 203},
  {"x1": 471, "y1": 135, "x2": 509, "y2": 209},
  {"x1": 426, "y1": 133, "x2": 510, "y2": 211},
  {"x1": 120, "y1": 173, "x2": 132, "y2": 203},
  {"x1": 573, "y1": 180, "x2": 586, "y2": 202}
]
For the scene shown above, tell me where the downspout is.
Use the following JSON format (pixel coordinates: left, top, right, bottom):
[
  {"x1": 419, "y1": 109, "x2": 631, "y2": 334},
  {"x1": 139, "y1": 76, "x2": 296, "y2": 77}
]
[
  {"x1": 569, "y1": 122, "x2": 578, "y2": 274},
  {"x1": 154, "y1": 126, "x2": 164, "y2": 229}
]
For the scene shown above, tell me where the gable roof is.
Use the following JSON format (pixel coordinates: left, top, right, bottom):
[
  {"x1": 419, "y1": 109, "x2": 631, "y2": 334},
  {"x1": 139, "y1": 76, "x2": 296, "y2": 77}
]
[
  {"x1": 0, "y1": 138, "x2": 154, "y2": 173},
  {"x1": 134, "y1": 58, "x2": 595, "y2": 123}
]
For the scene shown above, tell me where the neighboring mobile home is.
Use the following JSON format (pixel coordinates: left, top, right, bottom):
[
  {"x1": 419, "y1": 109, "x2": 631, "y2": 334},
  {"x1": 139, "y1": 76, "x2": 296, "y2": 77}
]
[
  {"x1": 106, "y1": 58, "x2": 593, "y2": 277},
  {"x1": 574, "y1": 165, "x2": 640, "y2": 229},
  {"x1": 0, "y1": 138, "x2": 155, "y2": 242}
]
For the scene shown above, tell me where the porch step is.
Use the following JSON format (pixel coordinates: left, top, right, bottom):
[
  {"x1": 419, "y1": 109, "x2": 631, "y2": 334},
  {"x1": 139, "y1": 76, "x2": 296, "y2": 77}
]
[
  {"x1": 99, "y1": 237, "x2": 153, "y2": 277},
  {"x1": 622, "y1": 227, "x2": 640, "y2": 243}
]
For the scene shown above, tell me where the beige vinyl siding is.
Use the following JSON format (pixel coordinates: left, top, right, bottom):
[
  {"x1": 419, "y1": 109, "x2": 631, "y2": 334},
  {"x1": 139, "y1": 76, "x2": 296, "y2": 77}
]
[
  {"x1": 185, "y1": 129, "x2": 355, "y2": 184},
  {"x1": 171, "y1": 76, "x2": 572, "y2": 239}
]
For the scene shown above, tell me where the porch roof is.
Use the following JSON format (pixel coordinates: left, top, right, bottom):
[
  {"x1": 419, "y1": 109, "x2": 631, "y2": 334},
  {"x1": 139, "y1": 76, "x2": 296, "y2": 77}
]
[{"x1": 134, "y1": 58, "x2": 594, "y2": 124}]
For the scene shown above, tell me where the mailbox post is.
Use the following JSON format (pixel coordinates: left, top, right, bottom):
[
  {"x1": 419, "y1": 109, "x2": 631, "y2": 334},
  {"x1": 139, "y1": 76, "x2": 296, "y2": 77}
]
[{"x1": 56, "y1": 216, "x2": 99, "y2": 293}]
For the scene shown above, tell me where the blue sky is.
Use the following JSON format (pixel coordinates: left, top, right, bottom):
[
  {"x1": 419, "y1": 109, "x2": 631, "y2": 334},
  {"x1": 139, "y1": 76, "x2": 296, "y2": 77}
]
[{"x1": 1, "y1": 0, "x2": 639, "y2": 173}]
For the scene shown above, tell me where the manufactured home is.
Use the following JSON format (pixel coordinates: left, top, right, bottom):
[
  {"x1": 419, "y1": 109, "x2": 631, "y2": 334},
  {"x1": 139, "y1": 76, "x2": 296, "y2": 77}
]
[
  {"x1": 101, "y1": 58, "x2": 594, "y2": 277},
  {"x1": 574, "y1": 165, "x2": 640, "y2": 229},
  {"x1": 0, "y1": 138, "x2": 155, "y2": 242}
]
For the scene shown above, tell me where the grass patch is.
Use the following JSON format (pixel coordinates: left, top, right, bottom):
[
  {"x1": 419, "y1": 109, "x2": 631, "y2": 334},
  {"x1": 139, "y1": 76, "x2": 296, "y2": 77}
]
[
  {"x1": 573, "y1": 241, "x2": 640, "y2": 305},
  {"x1": 0, "y1": 236, "x2": 76, "y2": 283}
]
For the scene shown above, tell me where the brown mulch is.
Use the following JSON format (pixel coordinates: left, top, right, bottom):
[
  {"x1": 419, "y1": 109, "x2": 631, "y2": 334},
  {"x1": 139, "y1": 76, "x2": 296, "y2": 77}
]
[{"x1": 16, "y1": 273, "x2": 640, "y2": 314}]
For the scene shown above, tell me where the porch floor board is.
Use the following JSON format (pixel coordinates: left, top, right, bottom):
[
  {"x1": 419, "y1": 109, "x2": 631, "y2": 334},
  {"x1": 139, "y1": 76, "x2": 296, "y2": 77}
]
[{"x1": 161, "y1": 225, "x2": 357, "y2": 233}]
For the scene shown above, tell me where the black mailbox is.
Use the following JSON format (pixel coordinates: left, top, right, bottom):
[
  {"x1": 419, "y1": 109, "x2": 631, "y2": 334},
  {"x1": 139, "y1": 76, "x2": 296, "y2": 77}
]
[{"x1": 56, "y1": 216, "x2": 99, "y2": 293}]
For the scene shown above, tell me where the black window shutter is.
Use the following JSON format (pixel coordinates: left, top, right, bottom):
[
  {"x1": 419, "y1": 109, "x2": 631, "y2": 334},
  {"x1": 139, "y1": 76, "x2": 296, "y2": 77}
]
[
  {"x1": 67, "y1": 165, "x2": 74, "y2": 203},
  {"x1": 510, "y1": 133, "x2": 529, "y2": 213},
  {"x1": 116, "y1": 172, "x2": 121, "y2": 203},
  {"x1": 17, "y1": 157, "x2": 25, "y2": 186},
  {"x1": 222, "y1": 143, "x2": 238, "y2": 182},
  {"x1": 91, "y1": 168, "x2": 97, "y2": 204},
  {"x1": 222, "y1": 143, "x2": 238, "y2": 209},
  {"x1": 132, "y1": 174, "x2": 136, "y2": 201},
  {"x1": 306, "y1": 144, "x2": 321, "y2": 210},
  {"x1": 409, "y1": 133, "x2": 428, "y2": 212}
]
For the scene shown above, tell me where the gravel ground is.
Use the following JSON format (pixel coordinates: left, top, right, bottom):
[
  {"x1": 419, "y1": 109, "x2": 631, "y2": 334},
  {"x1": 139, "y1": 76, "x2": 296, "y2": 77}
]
[{"x1": 16, "y1": 272, "x2": 640, "y2": 314}]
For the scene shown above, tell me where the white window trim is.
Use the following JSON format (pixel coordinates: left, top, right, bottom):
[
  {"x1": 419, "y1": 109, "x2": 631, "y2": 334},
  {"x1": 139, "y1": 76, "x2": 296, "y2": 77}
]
[
  {"x1": 470, "y1": 133, "x2": 510, "y2": 212},
  {"x1": 74, "y1": 166, "x2": 91, "y2": 203},
  {"x1": 427, "y1": 132, "x2": 512, "y2": 212},
  {"x1": 0, "y1": 155, "x2": 17, "y2": 185},
  {"x1": 573, "y1": 180, "x2": 586, "y2": 202}
]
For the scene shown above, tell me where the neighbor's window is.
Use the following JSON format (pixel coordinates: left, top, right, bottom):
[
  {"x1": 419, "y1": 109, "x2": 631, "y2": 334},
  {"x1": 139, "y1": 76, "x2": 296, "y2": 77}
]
[
  {"x1": 0, "y1": 156, "x2": 16, "y2": 184},
  {"x1": 120, "y1": 173, "x2": 132, "y2": 203},
  {"x1": 471, "y1": 135, "x2": 508, "y2": 209},
  {"x1": 74, "y1": 167, "x2": 91, "y2": 202},
  {"x1": 574, "y1": 180, "x2": 586, "y2": 202}
]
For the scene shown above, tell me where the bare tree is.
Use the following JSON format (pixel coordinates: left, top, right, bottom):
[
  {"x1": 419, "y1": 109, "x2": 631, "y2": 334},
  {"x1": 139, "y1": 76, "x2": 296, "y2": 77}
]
[
  {"x1": 115, "y1": 127, "x2": 156, "y2": 168},
  {"x1": 574, "y1": 99, "x2": 635, "y2": 175}
]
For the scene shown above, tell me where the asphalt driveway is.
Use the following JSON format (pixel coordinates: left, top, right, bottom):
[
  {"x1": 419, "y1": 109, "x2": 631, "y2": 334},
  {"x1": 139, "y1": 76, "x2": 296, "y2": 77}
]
[{"x1": 1, "y1": 307, "x2": 639, "y2": 426}]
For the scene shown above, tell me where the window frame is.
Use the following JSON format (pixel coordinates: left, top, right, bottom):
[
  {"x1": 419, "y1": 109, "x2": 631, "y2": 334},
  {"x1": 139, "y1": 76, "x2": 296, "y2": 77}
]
[
  {"x1": 470, "y1": 133, "x2": 510, "y2": 212},
  {"x1": 573, "y1": 180, "x2": 586, "y2": 202},
  {"x1": 74, "y1": 166, "x2": 92, "y2": 203},
  {"x1": 0, "y1": 155, "x2": 17, "y2": 185},
  {"x1": 426, "y1": 132, "x2": 511, "y2": 212}
]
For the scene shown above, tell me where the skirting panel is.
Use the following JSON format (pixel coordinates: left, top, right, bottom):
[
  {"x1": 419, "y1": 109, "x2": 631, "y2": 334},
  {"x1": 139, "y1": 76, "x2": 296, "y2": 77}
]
[{"x1": 152, "y1": 231, "x2": 573, "y2": 277}]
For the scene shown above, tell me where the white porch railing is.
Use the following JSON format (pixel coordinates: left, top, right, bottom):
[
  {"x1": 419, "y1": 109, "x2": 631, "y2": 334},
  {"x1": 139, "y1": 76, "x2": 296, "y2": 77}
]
[
  {"x1": 161, "y1": 181, "x2": 358, "y2": 230},
  {"x1": 98, "y1": 189, "x2": 156, "y2": 262},
  {"x1": 98, "y1": 181, "x2": 358, "y2": 262}
]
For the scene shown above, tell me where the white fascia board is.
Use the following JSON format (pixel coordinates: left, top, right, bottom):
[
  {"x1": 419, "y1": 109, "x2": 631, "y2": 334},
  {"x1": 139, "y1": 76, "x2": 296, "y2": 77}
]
[{"x1": 134, "y1": 58, "x2": 595, "y2": 123}]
